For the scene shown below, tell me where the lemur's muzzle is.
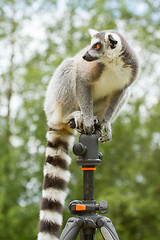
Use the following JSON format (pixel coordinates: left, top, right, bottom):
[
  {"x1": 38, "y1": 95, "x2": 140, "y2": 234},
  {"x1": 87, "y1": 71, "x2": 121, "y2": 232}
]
[{"x1": 83, "y1": 52, "x2": 99, "y2": 62}]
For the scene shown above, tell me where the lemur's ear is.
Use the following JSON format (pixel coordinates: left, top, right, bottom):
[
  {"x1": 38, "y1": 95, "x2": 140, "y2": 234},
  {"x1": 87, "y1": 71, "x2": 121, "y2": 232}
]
[{"x1": 88, "y1": 29, "x2": 99, "y2": 37}]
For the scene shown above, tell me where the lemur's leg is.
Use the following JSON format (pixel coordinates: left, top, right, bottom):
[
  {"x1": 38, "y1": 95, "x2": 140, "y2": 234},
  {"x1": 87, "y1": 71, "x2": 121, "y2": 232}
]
[
  {"x1": 75, "y1": 77, "x2": 95, "y2": 134},
  {"x1": 101, "y1": 89, "x2": 128, "y2": 142},
  {"x1": 111, "y1": 89, "x2": 129, "y2": 121}
]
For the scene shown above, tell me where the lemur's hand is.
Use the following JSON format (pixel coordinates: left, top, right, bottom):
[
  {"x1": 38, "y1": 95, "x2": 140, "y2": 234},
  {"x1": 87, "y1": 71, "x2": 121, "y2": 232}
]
[
  {"x1": 68, "y1": 111, "x2": 95, "y2": 134},
  {"x1": 100, "y1": 121, "x2": 112, "y2": 142},
  {"x1": 68, "y1": 112, "x2": 98, "y2": 134},
  {"x1": 83, "y1": 116, "x2": 95, "y2": 134}
]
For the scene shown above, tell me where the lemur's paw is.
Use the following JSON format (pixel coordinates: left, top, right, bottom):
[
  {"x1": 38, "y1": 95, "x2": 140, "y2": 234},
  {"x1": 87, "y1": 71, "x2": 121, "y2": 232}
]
[
  {"x1": 99, "y1": 121, "x2": 112, "y2": 142},
  {"x1": 83, "y1": 117, "x2": 95, "y2": 134},
  {"x1": 66, "y1": 112, "x2": 97, "y2": 134}
]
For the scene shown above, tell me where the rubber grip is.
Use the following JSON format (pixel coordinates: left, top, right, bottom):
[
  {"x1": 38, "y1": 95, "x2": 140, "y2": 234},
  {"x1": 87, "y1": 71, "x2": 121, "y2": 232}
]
[
  {"x1": 60, "y1": 217, "x2": 83, "y2": 240},
  {"x1": 97, "y1": 217, "x2": 119, "y2": 240}
]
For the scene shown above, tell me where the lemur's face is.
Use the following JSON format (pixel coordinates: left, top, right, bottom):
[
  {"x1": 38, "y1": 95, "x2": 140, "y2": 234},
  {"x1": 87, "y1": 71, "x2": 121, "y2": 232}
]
[{"x1": 83, "y1": 29, "x2": 122, "y2": 62}]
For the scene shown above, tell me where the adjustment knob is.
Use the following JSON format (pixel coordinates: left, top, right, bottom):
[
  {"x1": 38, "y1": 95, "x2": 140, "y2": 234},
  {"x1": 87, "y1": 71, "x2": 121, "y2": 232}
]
[
  {"x1": 99, "y1": 201, "x2": 108, "y2": 214},
  {"x1": 73, "y1": 143, "x2": 87, "y2": 156},
  {"x1": 69, "y1": 119, "x2": 76, "y2": 129}
]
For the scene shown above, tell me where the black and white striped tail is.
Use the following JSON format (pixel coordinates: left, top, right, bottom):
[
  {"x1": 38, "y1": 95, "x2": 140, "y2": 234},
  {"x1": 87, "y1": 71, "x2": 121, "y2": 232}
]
[{"x1": 38, "y1": 127, "x2": 74, "y2": 240}]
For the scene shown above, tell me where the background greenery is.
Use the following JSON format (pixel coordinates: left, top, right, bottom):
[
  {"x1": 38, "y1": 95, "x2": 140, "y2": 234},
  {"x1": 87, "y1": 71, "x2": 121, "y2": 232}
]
[{"x1": 0, "y1": 0, "x2": 160, "y2": 239}]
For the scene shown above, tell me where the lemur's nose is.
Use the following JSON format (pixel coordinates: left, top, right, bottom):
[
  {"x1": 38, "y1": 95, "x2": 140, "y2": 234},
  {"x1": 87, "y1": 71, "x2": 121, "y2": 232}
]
[
  {"x1": 82, "y1": 53, "x2": 89, "y2": 60},
  {"x1": 83, "y1": 52, "x2": 98, "y2": 62}
]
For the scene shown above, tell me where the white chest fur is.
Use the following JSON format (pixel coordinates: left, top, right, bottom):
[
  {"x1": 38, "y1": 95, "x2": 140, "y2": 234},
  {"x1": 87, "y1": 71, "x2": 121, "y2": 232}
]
[{"x1": 92, "y1": 59, "x2": 131, "y2": 100}]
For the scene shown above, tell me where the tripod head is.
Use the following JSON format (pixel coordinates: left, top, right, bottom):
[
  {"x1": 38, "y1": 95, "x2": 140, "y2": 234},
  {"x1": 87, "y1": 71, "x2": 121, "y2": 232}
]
[
  {"x1": 73, "y1": 134, "x2": 102, "y2": 167},
  {"x1": 70, "y1": 118, "x2": 103, "y2": 166}
]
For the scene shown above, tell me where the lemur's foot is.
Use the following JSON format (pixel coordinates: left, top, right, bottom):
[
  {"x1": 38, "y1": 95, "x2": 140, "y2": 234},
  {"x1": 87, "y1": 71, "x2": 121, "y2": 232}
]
[{"x1": 99, "y1": 121, "x2": 112, "y2": 142}]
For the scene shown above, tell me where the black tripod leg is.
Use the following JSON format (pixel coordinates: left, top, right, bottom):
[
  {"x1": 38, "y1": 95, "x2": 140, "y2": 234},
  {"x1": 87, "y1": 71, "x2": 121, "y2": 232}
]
[
  {"x1": 60, "y1": 217, "x2": 84, "y2": 240},
  {"x1": 96, "y1": 216, "x2": 120, "y2": 240}
]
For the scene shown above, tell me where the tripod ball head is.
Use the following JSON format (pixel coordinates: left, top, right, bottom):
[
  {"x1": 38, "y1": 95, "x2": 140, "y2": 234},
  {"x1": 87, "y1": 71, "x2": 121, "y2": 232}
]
[{"x1": 73, "y1": 134, "x2": 102, "y2": 166}]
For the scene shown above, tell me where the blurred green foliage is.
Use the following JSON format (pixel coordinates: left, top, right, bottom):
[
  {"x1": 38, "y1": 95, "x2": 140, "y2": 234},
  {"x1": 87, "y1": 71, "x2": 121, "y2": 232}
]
[{"x1": 0, "y1": 0, "x2": 160, "y2": 239}]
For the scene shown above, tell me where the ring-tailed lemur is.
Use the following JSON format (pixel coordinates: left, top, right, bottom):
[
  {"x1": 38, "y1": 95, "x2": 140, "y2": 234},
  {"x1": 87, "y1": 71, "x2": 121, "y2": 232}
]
[{"x1": 37, "y1": 29, "x2": 139, "y2": 240}]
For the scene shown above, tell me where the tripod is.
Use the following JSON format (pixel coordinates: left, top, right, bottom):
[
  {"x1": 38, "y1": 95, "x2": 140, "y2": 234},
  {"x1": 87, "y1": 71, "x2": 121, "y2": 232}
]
[{"x1": 60, "y1": 123, "x2": 120, "y2": 240}]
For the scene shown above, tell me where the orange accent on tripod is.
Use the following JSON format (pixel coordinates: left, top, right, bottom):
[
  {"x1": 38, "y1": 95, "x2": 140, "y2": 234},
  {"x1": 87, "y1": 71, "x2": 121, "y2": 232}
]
[
  {"x1": 81, "y1": 167, "x2": 96, "y2": 171},
  {"x1": 76, "y1": 205, "x2": 86, "y2": 211}
]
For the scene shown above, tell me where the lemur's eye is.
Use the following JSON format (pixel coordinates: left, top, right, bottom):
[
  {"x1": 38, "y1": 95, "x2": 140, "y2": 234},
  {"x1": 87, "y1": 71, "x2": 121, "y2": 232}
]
[
  {"x1": 93, "y1": 42, "x2": 102, "y2": 51},
  {"x1": 96, "y1": 44, "x2": 100, "y2": 50}
]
